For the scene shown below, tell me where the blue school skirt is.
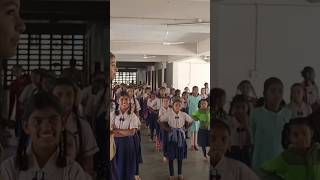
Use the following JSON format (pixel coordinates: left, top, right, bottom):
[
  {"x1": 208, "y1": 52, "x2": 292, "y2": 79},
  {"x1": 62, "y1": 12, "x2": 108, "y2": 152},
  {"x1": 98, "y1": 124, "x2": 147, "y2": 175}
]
[
  {"x1": 162, "y1": 131, "x2": 168, "y2": 157},
  {"x1": 133, "y1": 131, "x2": 143, "y2": 164},
  {"x1": 147, "y1": 111, "x2": 158, "y2": 130},
  {"x1": 198, "y1": 129, "x2": 209, "y2": 147},
  {"x1": 110, "y1": 158, "x2": 120, "y2": 180},
  {"x1": 166, "y1": 128, "x2": 187, "y2": 160},
  {"x1": 114, "y1": 136, "x2": 137, "y2": 180}
]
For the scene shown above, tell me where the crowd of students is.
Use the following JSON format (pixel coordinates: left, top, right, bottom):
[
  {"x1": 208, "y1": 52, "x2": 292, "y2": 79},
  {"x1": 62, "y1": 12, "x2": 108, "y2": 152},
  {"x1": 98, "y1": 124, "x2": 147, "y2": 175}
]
[
  {"x1": 209, "y1": 67, "x2": 320, "y2": 180},
  {"x1": 107, "y1": 51, "x2": 211, "y2": 180},
  {"x1": 1, "y1": 1, "x2": 320, "y2": 179}
]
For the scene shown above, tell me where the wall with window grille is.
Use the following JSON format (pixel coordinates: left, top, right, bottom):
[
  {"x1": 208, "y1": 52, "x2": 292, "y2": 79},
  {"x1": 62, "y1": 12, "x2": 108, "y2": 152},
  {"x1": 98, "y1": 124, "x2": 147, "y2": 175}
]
[
  {"x1": 113, "y1": 71, "x2": 137, "y2": 85},
  {"x1": 5, "y1": 33, "x2": 85, "y2": 87}
]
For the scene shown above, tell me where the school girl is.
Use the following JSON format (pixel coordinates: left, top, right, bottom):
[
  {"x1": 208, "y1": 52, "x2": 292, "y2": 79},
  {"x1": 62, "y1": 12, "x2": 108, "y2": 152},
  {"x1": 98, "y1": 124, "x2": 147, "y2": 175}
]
[
  {"x1": 301, "y1": 66, "x2": 320, "y2": 110},
  {"x1": 155, "y1": 87, "x2": 167, "y2": 151},
  {"x1": 259, "y1": 117, "x2": 320, "y2": 180},
  {"x1": 236, "y1": 80, "x2": 258, "y2": 109},
  {"x1": 0, "y1": 92, "x2": 90, "y2": 180},
  {"x1": 209, "y1": 120, "x2": 259, "y2": 180},
  {"x1": 159, "y1": 98, "x2": 193, "y2": 180},
  {"x1": 200, "y1": 88, "x2": 208, "y2": 99},
  {"x1": 111, "y1": 91, "x2": 140, "y2": 180},
  {"x1": 286, "y1": 83, "x2": 312, "y2": 118},
  {"x1": 127, "y1": 86, "x2": 143, "y2": 180},
  {"x1": 147, "y1": 91, "x2": 161, "y2": 142},
  {"x1": 188, "y1": 86, "x2": 201, "y2": 150},
  {"x1": 192, "y1": 99, "x2": 210, "y2": 160},
  {"x1": 51, "y1": 78, "x2": 99, "y2": 177},
  {"x1": 210, "y1": 88, "x2": 229, "y2": 124},
  {"x1": 250, "y1": 77, "x2": 292, "y2": 169},
  {"x1": 142, "y1": 87, "x2": 151, "y2": 127},
  {"x1": 158, "y1": 96, "x2": 171, "y2": 162},
  {"x1": 227, "y1": 95, "x2": 253, "y2": 166}
]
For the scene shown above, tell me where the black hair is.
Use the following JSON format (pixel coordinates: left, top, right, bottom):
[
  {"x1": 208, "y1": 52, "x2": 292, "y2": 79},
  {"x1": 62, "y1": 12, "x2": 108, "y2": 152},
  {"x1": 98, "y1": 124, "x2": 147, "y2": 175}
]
[
  {"x1": 16, "y1": 92, "x2": 66, "y2": 170},
  {"x1": 290, "y1": 83, "x2": 304, "y2": 101},
  {"x1": 210, "y1": 88, "x2": 226, "y2": 111},
  {"x1": 115, "y1": 91, "x2": 131, "y2": 116},
  {"x1": 50, "y1": 78, "x2": 84, "y2": 165},
  {"x1": 172, "y1": 97, "x2": 182, "y2": 105},
  {"x1": 301, "y1": 66, "x2": 314, "y2": 79},
  {"x1": 127, "y1": 86, "x2": 138, "y2": 114},
  {"x1": 237, "y1": 80, "x2": 257, "y2": 98},
  {"x1": 263, "y1": 77, "x2": 283, "y2": 97},
  {"x1": 281, "y1": 117, "x2": 314, "y2": 149},
  {"x1": 229, "y1": 95, "x2": 251, "y2": 115},
  {"x1": 198, "y1": 98, "x2": 209, "y2": 109}
]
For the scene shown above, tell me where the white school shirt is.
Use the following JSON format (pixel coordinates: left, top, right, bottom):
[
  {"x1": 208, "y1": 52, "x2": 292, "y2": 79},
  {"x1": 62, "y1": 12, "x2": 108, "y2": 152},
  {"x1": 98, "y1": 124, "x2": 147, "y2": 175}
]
[
  {"x1": 111, "y1": 110, "x2": 140, "y2": 130},
  {"x1": 229, "y1": 117, "x2": 251, "y2": 147},
  {"x1": 159, "y1": 109, "x2": 193, "y2": 128},
  {"x1": 65, "y1": 113, "x2": 99, "y2": 157},
  {"x1": 130, "y1": 98, "x2": 141, "y2": 112},
  {"x1": 0, "y1": 147, "x2": 91, "y2": 180},
  {"x1": 210, "y1": 157, "x2": 260, "y2": 180},
  {"x1": 286, "y1": 102, "x2": 312, "y2": 118},
  {"x1": 158, "y1": 107, "x2": 171, "y2": 120},
  {"x1": 147, "y1": 98, "x2": 161, "y2": 111}
]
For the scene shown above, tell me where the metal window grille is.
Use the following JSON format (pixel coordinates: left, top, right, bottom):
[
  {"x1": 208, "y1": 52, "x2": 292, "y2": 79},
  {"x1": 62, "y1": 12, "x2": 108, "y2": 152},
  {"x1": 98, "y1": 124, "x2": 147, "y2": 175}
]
[
  {"x1": 5, "y1": 33, "x2": 85, "y2": 87},
  {"x1": 114, "y1": 71, "x2": 137, "y2": 85}
]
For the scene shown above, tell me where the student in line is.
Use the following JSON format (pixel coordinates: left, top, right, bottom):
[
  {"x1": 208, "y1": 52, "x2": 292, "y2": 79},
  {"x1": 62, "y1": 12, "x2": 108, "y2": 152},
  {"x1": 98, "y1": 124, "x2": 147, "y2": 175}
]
[
  {"x1": 147, "y1": 91, "x2": 161, "y2": 142},
  {"x1": 286, "y1": 83, "x2": 312, "y2": 118},
  {"x1": 251, "y1": 77, "x2": 292, "y2": 169},
  {"x1": 51, "y1": 78, "x2": 99, "y2": 177},
  {"x1": 188, "y1": 86, "x2": 201, "y2": 151},
  {"x1": 227, "y1": 95, "x2": 253, "y2": 166},
  {"x1": 158, "y1": 96, "x2": 171, "y2": 162},
  {"x1": 192, "y1": 99, "x2": 210, "y2": 161},
  {"x1": 259, "y1": 117, "x2": 320, "y2": 180},
  {"x1": 0, "y1": 92, "x2": 90, "y2": 180},
  {"x1": 159, "y1": 98, "x2": 193, "y2": 180},
  {"x1": 301, "y1": 66, "x2": 319, "y2": 111},
  {"x1": 111, "y1": 91, "x2": 140, "y2": 180},
  {"x1": 209, "y1": 120, "x2": 260, "y2": 180}
]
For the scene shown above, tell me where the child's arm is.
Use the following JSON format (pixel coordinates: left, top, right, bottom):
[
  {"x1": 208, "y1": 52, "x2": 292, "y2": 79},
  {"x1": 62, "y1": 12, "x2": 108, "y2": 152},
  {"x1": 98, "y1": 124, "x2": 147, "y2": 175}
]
[{"x1": 113, "y1": 129, "x2": 136, "y2": 137}]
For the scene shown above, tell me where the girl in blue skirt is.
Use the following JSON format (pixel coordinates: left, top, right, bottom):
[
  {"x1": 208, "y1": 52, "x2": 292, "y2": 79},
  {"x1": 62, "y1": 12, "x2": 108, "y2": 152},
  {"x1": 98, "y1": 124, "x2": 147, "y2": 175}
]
[
  {"x1": 147, "y1": 91, "x2": 161, "y2": 142},
  {"x1": 111, "y1": 91, "x2": 140, "y2": 180},
  {"x1": 159, "y1": 98, "x2": 193, "y2": 180},
  {"x1": 158, "y1": 96, "x2": 171, "y2": 162}
]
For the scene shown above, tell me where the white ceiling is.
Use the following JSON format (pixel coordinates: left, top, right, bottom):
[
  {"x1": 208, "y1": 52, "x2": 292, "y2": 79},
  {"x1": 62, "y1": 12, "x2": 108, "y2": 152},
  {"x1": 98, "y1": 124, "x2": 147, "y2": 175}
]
[{"x1": 110, "y1": 0, "x2": 210, "y2": 64}]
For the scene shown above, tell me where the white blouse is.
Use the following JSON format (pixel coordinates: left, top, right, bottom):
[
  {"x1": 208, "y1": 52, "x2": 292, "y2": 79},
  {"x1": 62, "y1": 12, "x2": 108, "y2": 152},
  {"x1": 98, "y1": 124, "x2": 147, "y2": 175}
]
[
  {"x1": 111, "y1": 110, "x2": 140, "y2": 129},
  {"x1": 147, "y1": 98, "x2": 161, "y2": 111},
  {"x1": 1, "y1": 147, "x2": 91, "y2": 180},
  {"x1": 159, "y1": 109, "x2": 193, "y2": 128},
  {"x1": 210, "y1": 157, "x2": 259, "y2": 180}
]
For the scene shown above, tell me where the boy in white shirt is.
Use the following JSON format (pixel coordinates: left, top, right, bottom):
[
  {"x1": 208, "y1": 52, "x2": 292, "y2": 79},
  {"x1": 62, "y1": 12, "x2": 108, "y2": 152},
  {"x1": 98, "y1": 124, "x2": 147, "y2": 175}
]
[{"x1": 209, "y1": 120, "x2": 260, "y2": 180}]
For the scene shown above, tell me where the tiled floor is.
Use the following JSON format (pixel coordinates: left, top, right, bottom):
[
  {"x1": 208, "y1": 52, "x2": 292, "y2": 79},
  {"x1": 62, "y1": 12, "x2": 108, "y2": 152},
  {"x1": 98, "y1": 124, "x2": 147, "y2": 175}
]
[{"x1": 139, "y1": 128, "x2": 209, "y2": 180}]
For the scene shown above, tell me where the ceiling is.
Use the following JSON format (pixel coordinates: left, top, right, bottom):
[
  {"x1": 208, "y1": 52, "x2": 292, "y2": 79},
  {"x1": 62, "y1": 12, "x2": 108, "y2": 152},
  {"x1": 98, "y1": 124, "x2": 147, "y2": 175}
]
[
  {"x1": 110, "y1": 0, "x2": 210, "y2": 65},
  {"x1": 21, "y1": 1, "x2": 108, "y2": 22}
]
